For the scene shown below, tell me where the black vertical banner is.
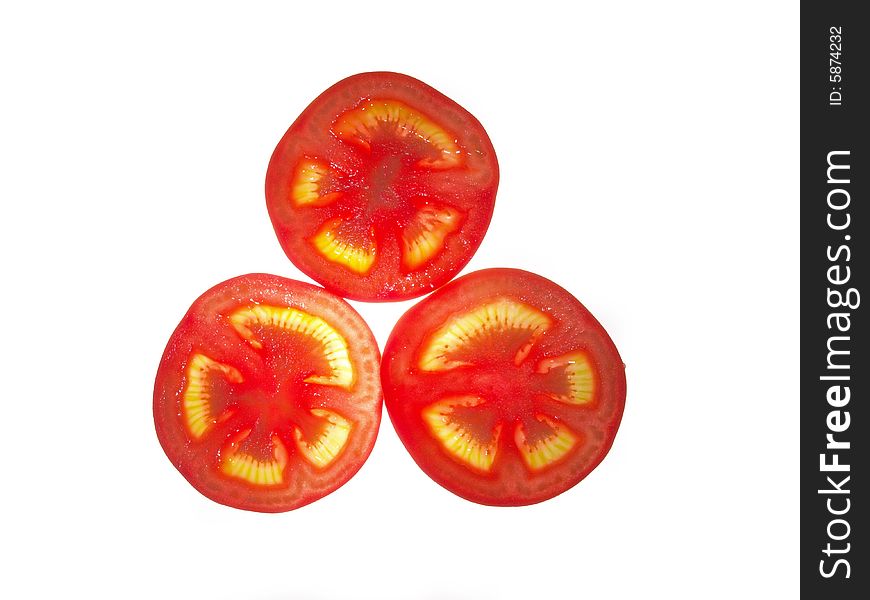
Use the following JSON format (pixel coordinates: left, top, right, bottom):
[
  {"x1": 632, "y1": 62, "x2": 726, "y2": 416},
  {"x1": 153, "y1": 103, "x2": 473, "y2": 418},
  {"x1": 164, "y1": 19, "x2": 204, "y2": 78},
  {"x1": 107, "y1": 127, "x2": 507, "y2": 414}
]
[{"x1": 802, "y1": 3, "x2": 868, "y2": 597}]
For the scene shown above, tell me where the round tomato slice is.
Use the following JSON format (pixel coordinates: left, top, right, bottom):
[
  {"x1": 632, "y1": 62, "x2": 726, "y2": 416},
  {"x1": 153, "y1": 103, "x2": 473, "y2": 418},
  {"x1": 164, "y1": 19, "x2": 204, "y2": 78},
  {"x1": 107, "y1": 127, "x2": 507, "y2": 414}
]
[
  {"x1": 265, "y1": 72, "x2": 499, "y2": 301},
  {"x1": 153, "y1": 274, "x2": 382, "y2": 512},
  {"x1": 381, "y1": 269, "x2": 626, "y2": 506}
]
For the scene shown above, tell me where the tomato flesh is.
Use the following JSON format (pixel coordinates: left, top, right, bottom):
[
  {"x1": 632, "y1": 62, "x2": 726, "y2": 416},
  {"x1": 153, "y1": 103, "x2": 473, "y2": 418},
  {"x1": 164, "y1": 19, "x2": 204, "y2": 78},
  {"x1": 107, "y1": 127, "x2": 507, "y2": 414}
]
[
  {"x1": 266, "y1": 72, "x2": 499, "y2": 301},
  {"x1": 381, "y1": 269, "x2": 626, "y2": 506},
  {"x1": 153, "y1": 274, "x2": 382, "y2": 512}
]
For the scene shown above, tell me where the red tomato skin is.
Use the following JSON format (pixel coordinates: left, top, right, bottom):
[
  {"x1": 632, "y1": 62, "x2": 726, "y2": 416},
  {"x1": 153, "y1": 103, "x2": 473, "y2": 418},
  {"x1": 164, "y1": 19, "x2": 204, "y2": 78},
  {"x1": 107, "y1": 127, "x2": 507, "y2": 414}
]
[
  {"x1": 266, "y1": 72, "x2": 499, "y2": 302},
  {"x1": 381, "y1": 268, "x2": 626, "y2": 506},
  {"x1": 154, "y1": 274, "x2": 383, "y2": 512}
]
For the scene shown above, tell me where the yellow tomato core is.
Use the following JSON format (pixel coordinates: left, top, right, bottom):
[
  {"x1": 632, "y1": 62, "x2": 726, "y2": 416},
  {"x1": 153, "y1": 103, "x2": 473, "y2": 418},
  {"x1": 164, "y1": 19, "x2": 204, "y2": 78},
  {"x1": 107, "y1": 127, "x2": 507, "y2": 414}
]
[
  {"x1": 536, "y1": 351, "x2": 596, "y2": 405},
  {"x1": 332, "y1": 99, "x2": 462, "y2": 169},
  {"x1": 514, "y1": 416, "x2": 579, "y2": 472},
  {"x1": 182, "y1": 353, "x2": 243, "y2": 439},
  {"x1": 293, "y1": 409, "x2": 352, "y2": 469},
  {"x1": 418, "y1": 298, "x2": 552, "y2": 371},
  {"x1": 422, "y1": 397, "x2": 501, "y2": 472},
  {"x1": 290, "y1": 158, "x2": 342, "y2": 207},
  {"x1": 311, "y1": 218, "x2": 376, "y2": 274},
  {"x1": 220, "y1": 430, "x2": 290, "y2": 486},
  {"x1": 228, "y1": 304, "x2": 353, "y2": 389},
  {"x1": 402, "y1": 205, "x2": 461, "y2": 270}
]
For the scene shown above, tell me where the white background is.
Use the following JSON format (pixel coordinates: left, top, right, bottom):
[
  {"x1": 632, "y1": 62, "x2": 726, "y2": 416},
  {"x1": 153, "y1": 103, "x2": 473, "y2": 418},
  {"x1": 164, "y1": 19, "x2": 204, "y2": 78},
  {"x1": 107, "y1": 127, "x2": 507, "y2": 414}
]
[{"x1": 0, "y1": 1, "x2": 798, "y2": 598}]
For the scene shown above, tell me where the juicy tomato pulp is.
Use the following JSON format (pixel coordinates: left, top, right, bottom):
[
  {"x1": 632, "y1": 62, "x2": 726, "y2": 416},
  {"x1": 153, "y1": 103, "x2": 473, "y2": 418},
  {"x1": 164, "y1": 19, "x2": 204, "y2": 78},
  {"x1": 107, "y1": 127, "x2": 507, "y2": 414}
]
[
  {"x1": 153, "y1": 274, "x2": 382, "y2": 512},
  {"x1": 381, "y1": 269, "x2": 626, "y2": 506},
  {"x1": 266, "y1": 72, "x2": 499, "y2": 301}
]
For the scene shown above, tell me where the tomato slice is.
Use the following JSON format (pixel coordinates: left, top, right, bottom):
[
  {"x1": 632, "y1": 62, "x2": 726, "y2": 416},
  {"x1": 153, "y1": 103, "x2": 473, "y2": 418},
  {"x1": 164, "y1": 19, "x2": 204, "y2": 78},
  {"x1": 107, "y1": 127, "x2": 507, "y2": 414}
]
[
  {"x1": 153, "y1": 274, "x2": 382, "y2": 512},
  {"x1": 381, "y1": 269, "x2": 626, "y2": 506},
  {"x1": 265, "y1": 72, "x2": 499, "y2": 301}
]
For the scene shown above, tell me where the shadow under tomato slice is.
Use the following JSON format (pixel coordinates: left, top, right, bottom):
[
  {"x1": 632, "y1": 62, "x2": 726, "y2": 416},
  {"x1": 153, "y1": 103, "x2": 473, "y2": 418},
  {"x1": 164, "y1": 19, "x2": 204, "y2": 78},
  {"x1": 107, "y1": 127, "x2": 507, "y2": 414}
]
[
  {"x1": 153, "y1": 274, "x2": 382, "y2": 512},
  {"x1": 381, "y1": 268, "x2": 626, "y2": 506},
  {"x1": 266, "y1": 72, "x2": 498, "y2": 301}
]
